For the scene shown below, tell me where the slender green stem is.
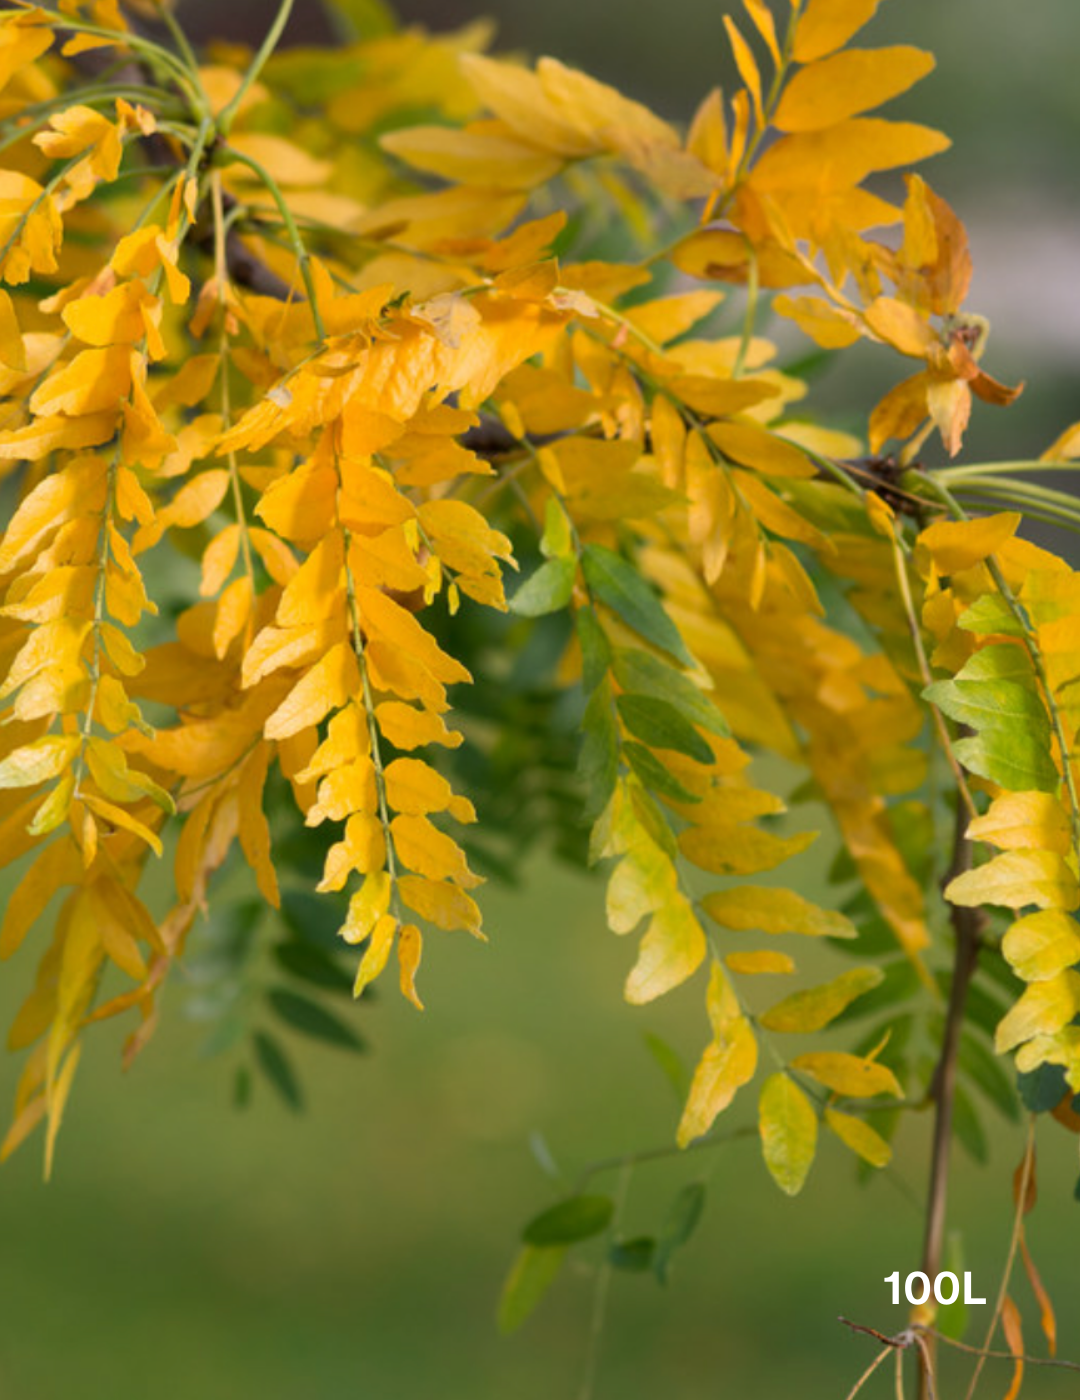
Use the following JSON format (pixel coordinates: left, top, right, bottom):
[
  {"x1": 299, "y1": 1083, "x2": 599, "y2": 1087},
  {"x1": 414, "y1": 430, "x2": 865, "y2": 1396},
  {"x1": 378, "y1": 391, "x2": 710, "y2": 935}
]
[
  {"x1": 41, "y1": 12, "x2": 206, "y2": 114},
  {"x1": 572, "y1": 1126, "x2": 756, "y2": 1194},
  {"x1": 935, "y1": 460, "x2": 1080, "y2": 480},
  {"x1": 220, "y1": 146, "x2": 325, "y2": 340},
  {"x1": 948, "y1": 474, "x2": 1080, "y2": 523},
  {"x1": 217, "y1": 0, "x2": 296, "y2": 135},
  {"x1": 159, "y1": 5, "x2": 205, "y2": 93}
]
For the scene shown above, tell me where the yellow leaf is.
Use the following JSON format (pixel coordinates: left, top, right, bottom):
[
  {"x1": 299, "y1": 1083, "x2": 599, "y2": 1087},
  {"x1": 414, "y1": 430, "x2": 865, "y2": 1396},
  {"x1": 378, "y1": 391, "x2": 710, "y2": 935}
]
[
  {"x1": 759, "y1": 1073, "x2": 817, "y2": 1195},
  {"x1": 227, "y1": 132, "x2": 331, "y2": 188},
  {"x1": 460, "y1": 54, "x2": 599, "y2": 157},
  {"x1": 380, "y1": 125, "x2": 563, "y2": 190},
  {"x1": 791, "y1": 1051, "x2": 903, "y2": 1099},
  {"x1": 536, "y1": 57, "x2": 679, "y2": 154},
  {"x1": 30, "y1": 345, "x2": 132, "y2": 418},
  {"x1": 741, "y1": 0, "x2": 781, "y2": 67},
  {"x1": 723, "y1": 16, "x2": 764, "y2": 130},
  {"x1": 0, "y1": 411, "x2": 117, "y2": 464},
  {"x1": 824, "y1": 1106, "x2": 892, "y2": 1167},
  {"x1": 759, "y1": 966, "x2": 884, "y2": 1032},
  {"x1": 81, "y1": 793, "x2": 162, "y2": 857},
  {"x1": 352, "y1": 912, "x2": 397, "y2": 997},
  {"x1": 686, "y1": 88, "x2": 728, "y2": 178},
  {"x1": 62, "y1": 281, "x2": 162, "y2": 353},
  {"x1": 391, "y1": 813, "x2": 480, "y2": 888},
  {"x1": 0, "y1": 736, "x2": 79, "y2": 789},
  {"x1": 375, "y1": 701, "x2": 462, "y2": 751},
  {"x1": 1003, "y1": 911, "x2": 1080, "y2": 984},
  {"x1": 338, "y1": 865, "x2": 391, "y2": 944},
  {"x1": 725, "y1": 950, "x2": 795, "y2": 975},
  {"x1": 319, "y1": 812, "x2": 387, "y2": 893},
  {"x1": 238, "y1": 744, "x2": 279, "y2": 908},
  {"x1": 398, "y1": 874, "x2": 483, "y2": 936},
  {"x1": 773, "y1": 295, "x2": 862, "y2": 349},
  {"x1": 996, "y1": 972, "x2": 1080, "y2": 1053},
  {"x1": 946, "y1": 851, "x2": 1080, "y2": 914},
  {"x1": 397, "y1": 924, "x2": 424, "y2": 1010},
  {"x1": 703, "y1": 885, "x2": 856, "y2": 938},
  {"x1": 264, "y1": 643, "x2": 360, "y2": 742},
  {"x1": 384, "y1": 757, "x2": 458, "y2": 817},
  {"x1": 0, "y1": 839, "x2": 82, "y2": 960},
  {"x1": 916, "y1": 512, "x2": 1022, "y2": 575},
  {"x1": 1001, "y1": 1296, "x2": 1025, "y2": 1400},
  {"x1": 793, "y1": 0, "x2": 883, "y2": 64},
  {"x1": 708, "y1": 422, "x2": 816, "y2": 479},
  {"x1": 967, "y1": 793, "x2": 1072, "y2": 856},
  {"x1": 625, "y1": 892, "x2": 706, "y2": 1004},
  {"x1": 677, "y1": 960, "x2": 758, "y2": 1145},
  {"x1": 732, "y1": 470, "x2": 830, "y2": 550},
  {"x1": 863, "y1": 296, "x2": 938, "y2": 358},
  {"x1": 774, "y1": 47, "x2": 935, "y2": 133}
]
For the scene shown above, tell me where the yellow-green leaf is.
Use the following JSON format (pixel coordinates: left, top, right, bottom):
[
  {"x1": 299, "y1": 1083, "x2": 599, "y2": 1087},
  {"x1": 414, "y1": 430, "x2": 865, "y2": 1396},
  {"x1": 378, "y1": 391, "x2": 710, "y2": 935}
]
[
  {"x1": 759, "y1": 967, "x2": 884, "y2": 1033},
  {"x1": 759, "y1": 1073, "x2": 817, "y2": 1196},
  {"x1": 995, "y1": 972, "x2": 1080, "y2": 1054},
  {"x1": 1003, "y1": 911, "x2": 1080, "y2": 984},
  {"x1": 702, "y1": 885, "x2": 856, "y2": 938},
  {"x1": 946, "y1": 852, "x2": 1080, "y2": 914},
  {"x1": 825, "y1": 1106, "x2": 892, "y2": 1167}
]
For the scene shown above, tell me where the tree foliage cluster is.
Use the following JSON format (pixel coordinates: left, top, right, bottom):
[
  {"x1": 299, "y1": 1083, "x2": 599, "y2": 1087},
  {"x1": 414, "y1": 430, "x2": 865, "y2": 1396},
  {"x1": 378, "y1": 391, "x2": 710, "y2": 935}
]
[{"x1": 0, "y1": 0, "x2": 1079, "y2": 1390}]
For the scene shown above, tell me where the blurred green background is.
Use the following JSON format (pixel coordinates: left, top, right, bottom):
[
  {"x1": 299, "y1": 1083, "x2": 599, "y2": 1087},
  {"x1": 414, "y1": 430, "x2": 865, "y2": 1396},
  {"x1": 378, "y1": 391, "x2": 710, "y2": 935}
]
[{"x1": 4, "y1": 2, "x2": 1080, "y2": 1398}]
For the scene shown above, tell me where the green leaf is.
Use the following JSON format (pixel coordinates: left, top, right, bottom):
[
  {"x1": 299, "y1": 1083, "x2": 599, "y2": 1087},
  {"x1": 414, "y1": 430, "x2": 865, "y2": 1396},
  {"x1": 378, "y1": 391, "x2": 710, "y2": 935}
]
[
  {"x1": 616, "y1": 693, "x2": 713, "y2": 763},
  {"x1": 252, "y1": 1031, "x2": 304, "y2": 1111},
  {"x1": 653, "y1": 1181, "x2": 706, "y2": 1284},
  {"x1": 956, "y1": 644, "x2": 1037, "y2": 684},
  {"x1": 510, "y1": 556, "x2": 576, "y2": 617},
  {"x1": 581, "y1": 544, "x2": 695, "y2": 667},
  {"x1": 579, "y1": 679, "x2": 619, "y2": 820},
  {"x1": 280, "y1": 889, "x2": 350, "y2": 954},
  {"x1": 643, "y1": 1031, "x2": 689, "y2": 1103},
  {"x1": 576, "y1": 604, "x2": 612, "y2": 695},
  {"x1": 609, "y1": 1236, "x2": 656, "y2": 1273},
  {"x1": 923, "y1": 678, "x2": 1056, "y2": 791},
  {"x1": 541, "y1": 496, "x2": 573, "y2": 559},
  {"x1": 324, "y1": 0, "x2": 396, "y2": 41},
  {"x1": 612, "y1": 648, "x2": 729, "y2": 737},
  {"x1": 952, "y1": 732, "x2": 1059, "y2": 794},
  {"x1": 267, "y1": 988, "x2": 368, "y2": 1052},
  {"x1": 953, "y1": 1085, "x2": 988, "y2": 1163},
  {"x1": 957, "y1": 596, "x2": 1026, "y2": 637},
  {"x1": 523, "y1": 1194, "x2": 614, "y2": 1246},
  {"x1": 623, "y1": 741, "x2": 700, "y2": 803},
  {"x1": 498, "y1": 1245, "x2": 566, "y2": 1333},
  {"x1": 958, "y1": 1032, "x2": 1019, "y2": 1121},
  {"x1": 1017, "y1": 1062, "x2": 1067, "y2": 1113},
  {"x1": 272, "y1": 942, "x2": 354, "y2": 994}
]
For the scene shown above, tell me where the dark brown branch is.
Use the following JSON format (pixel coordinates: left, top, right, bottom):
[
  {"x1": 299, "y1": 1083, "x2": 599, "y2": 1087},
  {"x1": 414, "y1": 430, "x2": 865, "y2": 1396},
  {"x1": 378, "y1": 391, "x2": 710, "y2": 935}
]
[{"x1": 918, "y1": 795, "x2": 984, "y2": 1399}]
